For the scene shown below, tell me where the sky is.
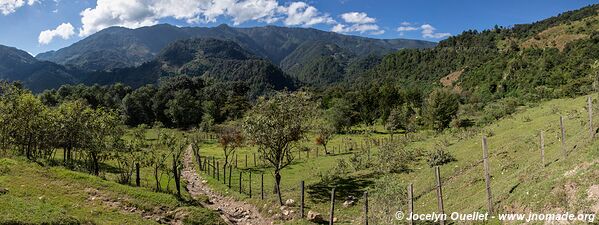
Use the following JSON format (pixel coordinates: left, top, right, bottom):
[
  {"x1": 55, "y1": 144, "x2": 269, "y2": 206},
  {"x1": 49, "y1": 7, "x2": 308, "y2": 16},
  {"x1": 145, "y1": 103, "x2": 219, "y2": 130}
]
[{"x1": 0, "y1": 0, "x2": 596, "y2": 56}]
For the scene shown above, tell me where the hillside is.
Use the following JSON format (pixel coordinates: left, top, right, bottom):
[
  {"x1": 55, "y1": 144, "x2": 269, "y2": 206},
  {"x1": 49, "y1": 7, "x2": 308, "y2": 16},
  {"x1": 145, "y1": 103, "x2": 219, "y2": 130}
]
[
  {"x1": 82, "y1": 38, "x2": 296, "y2": 97},
  {"x1": 35, "y1": 24, "x2": 435, "y2": 83},
  {"x1": 348, "y1": 4, "x2": 599, "y2": 104},
  {"x1": 0, "y1": 45, "x2": 79, "y2": 92},
  {"x1": 0, "y1": 157, "x2": 224, "y2": 224}
]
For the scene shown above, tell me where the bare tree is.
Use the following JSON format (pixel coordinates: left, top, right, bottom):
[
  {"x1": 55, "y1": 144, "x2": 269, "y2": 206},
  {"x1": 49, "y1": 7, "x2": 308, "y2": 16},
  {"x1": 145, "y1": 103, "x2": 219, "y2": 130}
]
[{"x1": 216, "y1": 123, "x2": 244, "y2": 170}]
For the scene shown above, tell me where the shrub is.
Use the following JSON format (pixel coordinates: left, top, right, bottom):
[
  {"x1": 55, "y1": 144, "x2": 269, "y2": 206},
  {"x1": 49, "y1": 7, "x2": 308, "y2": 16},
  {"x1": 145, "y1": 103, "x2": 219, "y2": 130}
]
[
  {"x1": 427, "y1": 144, "x2": 456, "y2": 167},
  {"x1": 374, "y1": 139, "x2": 416, "y2": 173},
  {"x1": 478, "y1": 97, "x2": 520, "y2": 125},
  {"x1": 370, "y1": 175, "x2": 407, "y2": 225}
]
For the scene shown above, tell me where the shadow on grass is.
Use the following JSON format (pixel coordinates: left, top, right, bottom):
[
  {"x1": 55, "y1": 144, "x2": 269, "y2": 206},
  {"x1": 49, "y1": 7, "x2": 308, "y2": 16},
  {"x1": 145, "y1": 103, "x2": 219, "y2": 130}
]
[{"x1": 307, "y1": 175, "x2": 375, "y2": 204}]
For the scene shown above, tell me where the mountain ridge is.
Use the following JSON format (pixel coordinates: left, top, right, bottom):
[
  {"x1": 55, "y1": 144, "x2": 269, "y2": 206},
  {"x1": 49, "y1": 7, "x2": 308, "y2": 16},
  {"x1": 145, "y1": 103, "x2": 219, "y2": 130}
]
[{"x1": 35, "y1": 24, "x2": 436, "y2": 72}]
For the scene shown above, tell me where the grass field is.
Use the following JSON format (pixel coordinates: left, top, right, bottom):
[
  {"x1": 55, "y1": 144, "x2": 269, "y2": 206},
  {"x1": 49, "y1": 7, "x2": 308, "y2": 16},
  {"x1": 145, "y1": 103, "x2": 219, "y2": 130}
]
[
  {"x1": 190, "y1": 94, "x2": 599, "y2": 224},
  {"x1": 0, "y1": 157, "x2": 223, "y2": 224},
  {"x1": 3, "y1": 94, "x2": 596, "y2": 225}
]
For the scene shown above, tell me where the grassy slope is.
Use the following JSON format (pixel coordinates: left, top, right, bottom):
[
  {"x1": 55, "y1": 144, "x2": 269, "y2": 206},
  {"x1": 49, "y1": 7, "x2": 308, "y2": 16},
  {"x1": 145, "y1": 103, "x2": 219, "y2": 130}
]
[
  {"x1": 193, "y1": 94, "x2": 599, "y2": 224},
  {"x1": 407, "y1": 95, "x2": 598, "y2": 216},
  {"x1": 0, "y1": 157, "x2": 223, "y2": 224}
]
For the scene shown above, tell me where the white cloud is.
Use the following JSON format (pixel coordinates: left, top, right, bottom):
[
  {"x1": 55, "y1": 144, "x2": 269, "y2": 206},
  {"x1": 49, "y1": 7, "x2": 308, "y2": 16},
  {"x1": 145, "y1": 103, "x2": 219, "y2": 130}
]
[
  {"x1": 226, "y1": 0, "x2": 280, "y2": 25},
  {"x1": 280, "y1": 2, "x2": 334, "y2": 26},
  {"x1": 0, "y1": 0, "x2": 38, "y2": 15},
  {"x1": 79, "y1": 0, "x2": 159, "y2": 36},
  {"x1": 78, "y1": 0, "x2": 332, "y2": 36},
  {"x1": 397, "y1": 26, "x2": 418, "y2": 31},
  {"x1": 38, "y1": 22, "x2": 75, "y2": 44},
  {"x1": 420, "y1": 24, "x2": 451, "y2": 38},
  {"x1": 340, "y1": 12, "x2": 375, "y2": 24},
  {"x1": 395, "y1": 22, "x2": 451, "y2": 39},
  {"x1": 333, "y1": 23, "x2": 383, "y2": 34},
  {"x1": 332, "y1": 11, "x2": 383, "y2": 35}
]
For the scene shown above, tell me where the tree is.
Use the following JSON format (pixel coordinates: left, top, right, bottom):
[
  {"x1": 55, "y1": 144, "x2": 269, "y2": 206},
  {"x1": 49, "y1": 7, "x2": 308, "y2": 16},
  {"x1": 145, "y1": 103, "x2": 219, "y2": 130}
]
[
  {"x1": 148, "y1": 141, "x2": 169, "y2": 192},
  {"x1": 243, "y1": 92, "x2": 316, "y2": 205},
  {"x1": 161, "y1": 131, "x2": 187, "y2": 198},
  {"x1": 424, "y1": 89, "x2": 460, "y2": 131},
  {"x1": 385, "y1": 103, "x2": 417, "y2": 136},
  {"x1": 122, "y1": 85, "x2": 156, "y2": 126},
  {"x1": 165, "y1": 89, "x2": 202, "y2": 128},
  {"x1": 10, "y1": 93, "x2": 47, "y2": 159},
  {"x1": 55, "y1": 100, "x2": 92, "y2": 166},
  {"x1": 326, "y1": 98, "x2": 353, "y2": 133},
  {"x1": 216, "y1": 123, "x2": 244, "y2": 170},
  {"x1": 87, "y1": 108, "x2": 123, "y2": 175},
  {"x1": 315, "y1": 118, "x2": 335, "y2": 155}
]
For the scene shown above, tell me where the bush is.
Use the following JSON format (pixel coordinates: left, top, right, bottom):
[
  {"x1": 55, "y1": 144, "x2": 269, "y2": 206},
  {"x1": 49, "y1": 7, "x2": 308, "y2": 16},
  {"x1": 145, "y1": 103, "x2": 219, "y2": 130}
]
[
  {"x1": 427, "y1": 144, "x2": 456, "y2": 167},
  {"x1": 478, "y1": 97, "x2": 520, "y2": 125},
  {"x1": 370, "y1": 175, "x2": 407, "y2": 225},
  {"x1": 374, "y1": 139, "x2": 416, "y2": 173},
  {"x1": 347, "y1": 150, "x2": 370, "y2": 171}
]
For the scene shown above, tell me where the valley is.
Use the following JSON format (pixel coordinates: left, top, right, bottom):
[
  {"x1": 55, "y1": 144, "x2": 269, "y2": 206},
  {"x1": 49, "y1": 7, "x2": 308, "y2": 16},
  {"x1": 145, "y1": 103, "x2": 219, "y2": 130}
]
[{"x1": 0, "y1": 2, "x2": 598, "y2": 225}]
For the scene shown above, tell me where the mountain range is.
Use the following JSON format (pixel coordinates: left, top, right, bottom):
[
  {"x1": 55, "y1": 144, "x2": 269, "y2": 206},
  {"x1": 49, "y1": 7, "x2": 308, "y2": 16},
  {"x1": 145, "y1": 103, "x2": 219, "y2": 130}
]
[
  {"x1": 2, "y1": 3, "x2": 598, "y2": 98},
  {"x1": 0, "y1": 24, "x2": 435, "y2": 92}
]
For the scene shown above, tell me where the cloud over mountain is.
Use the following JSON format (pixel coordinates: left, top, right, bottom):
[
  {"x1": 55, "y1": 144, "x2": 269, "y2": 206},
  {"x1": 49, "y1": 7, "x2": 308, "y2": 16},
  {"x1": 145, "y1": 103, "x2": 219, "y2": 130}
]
[
  {"x1": 332, "y1": 11, "x2": 384, "y2": 35},
  {"x1": 78, "y1": 0, "x2": 336, "y2": 36},
  {"x1": 38, "y1": 23, "x2": 75, "y2": 44}
]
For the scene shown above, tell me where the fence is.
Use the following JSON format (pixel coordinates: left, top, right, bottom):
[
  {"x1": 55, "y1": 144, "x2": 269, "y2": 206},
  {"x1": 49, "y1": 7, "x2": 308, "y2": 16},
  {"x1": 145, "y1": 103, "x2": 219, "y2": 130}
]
[{"x1": 193, "y1": 95, "x2": 597, "y2": 224}]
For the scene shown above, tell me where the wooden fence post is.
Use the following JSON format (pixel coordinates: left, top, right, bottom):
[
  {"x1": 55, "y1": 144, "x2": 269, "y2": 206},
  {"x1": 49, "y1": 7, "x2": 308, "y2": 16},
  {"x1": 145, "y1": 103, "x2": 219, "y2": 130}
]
[
  {"x1": 560, "y1": 115, "x2": 567, "y2": 158},
  {"x1": 540, "y1": 131, "x2": 545, "y2": 167},
  {"x1": 235, "y1": 154, "x2": 238, "y2": 168},
  {"x1": 245, "y1": 154, "x2": 248, "y2": 168},
  {"x1": 216, "y1": 161, "x2": 219, "y2": 181},
  {"x1": 482, "y1": 136, "x2": 494, "y2": 214},
  {"x1": 135, "y1": 163, "x2": 140, "y2": 187},
  {"x1": 261, "y1": 173, "x2": 264, "y2": 200},
  {"x1": 589, "y1": 96, "x2": 594, "y2": 139},
  {"x1": 364, "y1": 191, "x2": 369, "y2": 225},
  {"x1": 300, "y1": 181, "x2": 305, "y2": 218},
  {"x1": 223, "y1": 163, "x2": 226, "y2": 184},
  {"x1": 434, "y1": 166, "x2": 444, "y2": 225},
  {"x1": 212, "y1": 157, "x2": 216, "y2": 178},
  {"x1": 249, "y1": 171, "x2": 252, "y2": 198},
  {"x1": 207, "y1": 158, "x2": 211, "y2": 176},
  {"x1": 228, "y1": 165, "x2": 232, "y2": 188},
  {"x1": 330, "y1": 188, "x2": 336, "y2": 225},
  {"x1": 239, "y1": 171, "x2": 243, "y2": 193},
  {"x1": 407, "y1": 183, "x2": 413, "y2": 225}
]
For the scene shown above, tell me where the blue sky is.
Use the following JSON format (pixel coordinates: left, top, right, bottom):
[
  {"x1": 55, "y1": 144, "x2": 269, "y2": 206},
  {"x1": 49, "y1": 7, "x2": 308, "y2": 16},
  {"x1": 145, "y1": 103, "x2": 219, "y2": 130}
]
[{"x1": 0, "y1": 0, "x2": 596, "y2": 55}]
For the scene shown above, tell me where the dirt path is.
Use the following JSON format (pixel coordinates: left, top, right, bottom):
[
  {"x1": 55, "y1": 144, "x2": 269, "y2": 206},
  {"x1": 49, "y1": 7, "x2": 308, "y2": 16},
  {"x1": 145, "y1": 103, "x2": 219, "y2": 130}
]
[{"x1": 181, "y1": 146, "x2": 274, "y2": 225}]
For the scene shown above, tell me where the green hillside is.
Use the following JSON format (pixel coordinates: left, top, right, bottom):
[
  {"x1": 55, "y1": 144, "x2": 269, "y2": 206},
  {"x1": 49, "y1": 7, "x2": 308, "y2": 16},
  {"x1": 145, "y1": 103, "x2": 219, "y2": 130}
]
[
  {"x1": 0, "y1": 157, "x2": 224, "y2": 224},
  {"x1": 188, "y1": 94, "x2": 598, "y2": 224}
]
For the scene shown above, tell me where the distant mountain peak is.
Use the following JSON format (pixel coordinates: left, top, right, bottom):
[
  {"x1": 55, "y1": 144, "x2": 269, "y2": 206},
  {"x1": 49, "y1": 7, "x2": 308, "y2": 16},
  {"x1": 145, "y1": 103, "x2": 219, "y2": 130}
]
[{"x1": 35, "y1": 24, "x2": 436, "y2": 72}]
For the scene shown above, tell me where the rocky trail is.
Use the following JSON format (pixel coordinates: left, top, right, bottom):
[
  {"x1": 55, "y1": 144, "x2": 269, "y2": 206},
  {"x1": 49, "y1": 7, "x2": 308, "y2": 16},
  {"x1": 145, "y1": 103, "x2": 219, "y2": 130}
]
[{"x1": 181, "y1": 146, "x2": 275, "y2": 225}]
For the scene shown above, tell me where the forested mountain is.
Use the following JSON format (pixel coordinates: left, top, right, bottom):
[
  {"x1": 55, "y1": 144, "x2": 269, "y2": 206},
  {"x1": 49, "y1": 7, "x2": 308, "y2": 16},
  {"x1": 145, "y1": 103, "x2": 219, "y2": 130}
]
[
  {"x1": 347, "y1": 4, "x2": 599, "y2": 104},
  {"x1": 35, "y1": 24, "x2": 435, "y2": 83},
  {"x1": 83, "y1": 38, "x2": 296, "y2": 97},
  {"x1": 0, "y1": 45, "x2": 79, "y2": 92}
]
